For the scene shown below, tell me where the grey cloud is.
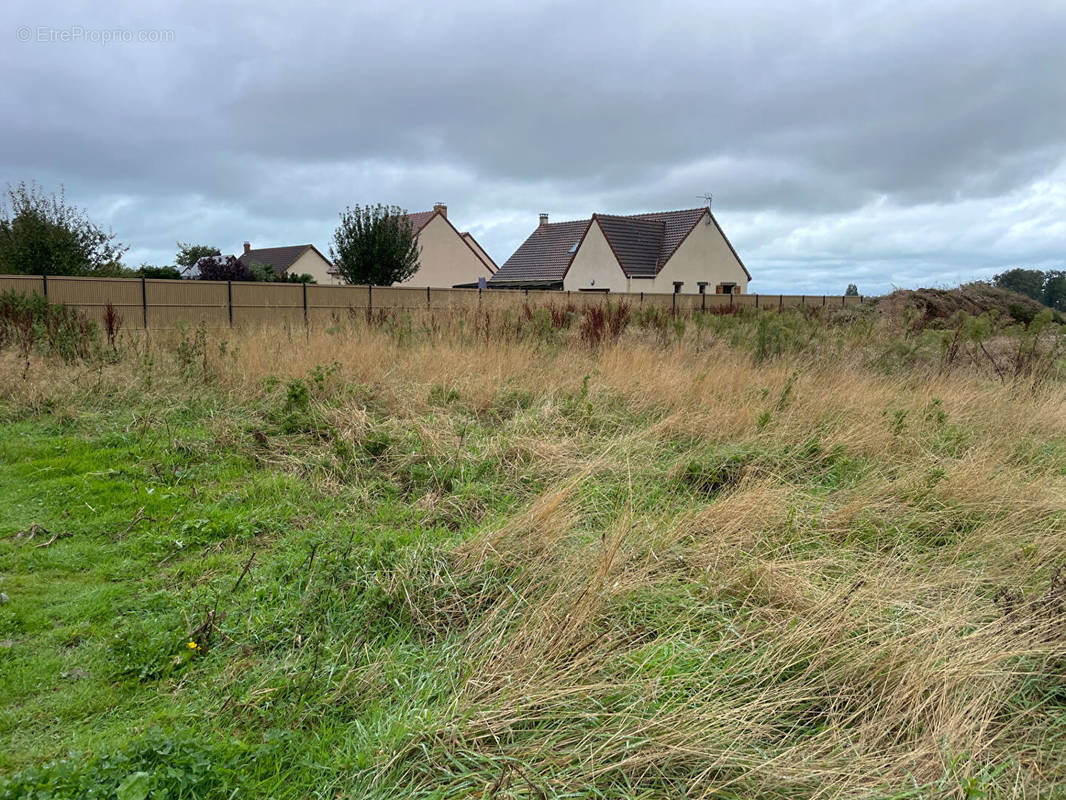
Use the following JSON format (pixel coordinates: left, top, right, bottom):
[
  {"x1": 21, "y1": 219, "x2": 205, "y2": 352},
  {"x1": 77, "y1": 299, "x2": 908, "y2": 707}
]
[{"x1": 1, "y1": 0, "x2": 1064, "y2": 292}]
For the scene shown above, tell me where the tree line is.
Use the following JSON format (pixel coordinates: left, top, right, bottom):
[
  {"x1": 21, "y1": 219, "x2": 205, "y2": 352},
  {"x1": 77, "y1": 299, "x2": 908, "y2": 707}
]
[{"x1": 991, "y1": 268, "x2": 1066, "y2": 312}]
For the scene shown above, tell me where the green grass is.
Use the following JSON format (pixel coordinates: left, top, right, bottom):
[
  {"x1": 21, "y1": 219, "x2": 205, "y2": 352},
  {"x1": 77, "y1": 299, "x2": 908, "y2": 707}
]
[{"x1": 2, "y1": 311, "x2": 1066, "y2": 798}]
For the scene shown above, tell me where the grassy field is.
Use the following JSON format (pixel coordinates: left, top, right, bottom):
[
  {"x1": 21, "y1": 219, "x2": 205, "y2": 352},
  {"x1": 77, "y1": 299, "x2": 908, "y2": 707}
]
[{"x1": 2, "y1": 298, "x2": 1066, "y2": 798}]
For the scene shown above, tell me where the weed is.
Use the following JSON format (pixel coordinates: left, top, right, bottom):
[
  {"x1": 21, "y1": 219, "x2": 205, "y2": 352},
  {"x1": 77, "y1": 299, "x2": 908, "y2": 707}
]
[{"x1": 579, "y1": 301, "x2": 631, "y2": 347}]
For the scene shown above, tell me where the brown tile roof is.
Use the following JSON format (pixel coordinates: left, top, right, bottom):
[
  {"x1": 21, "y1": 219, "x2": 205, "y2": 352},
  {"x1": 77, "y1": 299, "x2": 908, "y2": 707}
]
[
  {"x1": 489, "y1": 218, "x2": 592, "y2": 284},
  {"x1": 618, "y1": 208, "x2": 710, "y2": 274},
  {"x1": 491, "y1": 207, "x2": 745, "y2": 285},
  {"x1": 595, "y1": 215, "x2": 666, "y2": 277},
  {"x1": 238, "y1": 245, "x2": 320, "y2": 278},
  {"x1": 404, "y1": 210, "x2": 438, "y2": 233}
]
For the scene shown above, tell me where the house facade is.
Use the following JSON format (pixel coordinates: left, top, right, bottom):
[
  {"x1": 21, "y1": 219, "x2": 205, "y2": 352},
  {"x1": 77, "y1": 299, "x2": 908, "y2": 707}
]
[
  {"x1": 489, "y1": 207, "x2": 750, "y2": 294},
  {"x1": 328, "y1": 204, "x2": 496, "y2": 287},
  {"x1": 394, "y1": 204, "x2": 496, "y2": 288},
  {"x1": 239, "y1": 243, "x2": 334, "y2": 284}
]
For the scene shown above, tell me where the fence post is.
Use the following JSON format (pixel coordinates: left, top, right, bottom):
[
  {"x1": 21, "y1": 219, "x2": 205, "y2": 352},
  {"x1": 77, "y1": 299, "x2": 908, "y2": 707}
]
[
  {"x1": 822, "y1": 295, "x2": 826, "y2": 307},
  {"x1": 779, "y1": 295, "x2": 783, "y2": 311},
  {"x1": 41, "y1": 274, "x2": 48, "y2": 299},
  {"x1": 367, "y1": 284, "x2": 373, "y2": 323},
  {"x1": 671, "y1": 292, "x2": 676, "y2": 315},
  {"x1": 755, "y1": 293, "x2": 759, "y2": 309},
  {"x1": 141, "y1": 277, "x2": 148, "y2": 329},
  {"x1": 730, "y1": 291, "x2": 734, "y2": 309},
  {"x1": 426, "y1": 285, "x2": 431, "y2": 308},
  {"x1": 302, "y1": 282, "x2": 308, "y2": 326},
  {"x1": 227, "y1": 281, "x2": 233, "y2": 327},
  {"x1": 701, "y1": 291, "x2": 706, "y2": 312}
]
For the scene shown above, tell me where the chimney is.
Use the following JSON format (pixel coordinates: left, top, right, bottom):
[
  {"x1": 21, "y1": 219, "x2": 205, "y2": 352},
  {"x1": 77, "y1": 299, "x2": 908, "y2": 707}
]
[
  {"x1": 243, "y1": 241, "x2": 251, "y2": 254},
  {"x1": 433, "y1": 202, "x2": 447, "y2": 218},
  {"x1": 539, "y1": 213, "x2": 549, "y2": 227}
]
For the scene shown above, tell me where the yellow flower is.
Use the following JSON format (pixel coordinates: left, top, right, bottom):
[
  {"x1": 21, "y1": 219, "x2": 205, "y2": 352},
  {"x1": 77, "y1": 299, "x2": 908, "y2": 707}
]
[{"x1": 187, "y1": 641, "x2": 200, "y2": 650}]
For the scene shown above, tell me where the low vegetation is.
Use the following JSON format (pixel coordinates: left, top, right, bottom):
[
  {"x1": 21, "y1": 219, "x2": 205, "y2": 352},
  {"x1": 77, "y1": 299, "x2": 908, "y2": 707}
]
[{"x1": 1, "y1": 294, "x2": 1065, "y2": 798}]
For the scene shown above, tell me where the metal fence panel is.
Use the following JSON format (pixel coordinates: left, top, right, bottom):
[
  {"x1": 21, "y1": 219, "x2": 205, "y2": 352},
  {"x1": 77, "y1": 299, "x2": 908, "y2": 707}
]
[
  {"x1": 429, "y1": 288, "x2": 481, "y2": 312},
  {"x1": 145, "y1": 280, "x2": 229, "y2": 328},
  {"x1": 231, "y1": 282, "x2": 304, "y2": 326},
  {"x1": 704, "y1": 294, "x2": 733, "y2": 309},
  {"x1": 47, "y1": 276, "x2": 142, "y2": 327},
  {"x1": 0, "y1": 275, "x2": 45, "y2": 295}
]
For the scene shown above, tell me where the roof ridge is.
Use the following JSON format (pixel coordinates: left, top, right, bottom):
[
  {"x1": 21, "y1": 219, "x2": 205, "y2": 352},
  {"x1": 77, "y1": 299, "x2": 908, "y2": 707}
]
[
  {"x1": 539, "y1": 207, "x2": 707, "y2": 226},
  {"x1": 594, "y1": 213, "x2": 666, "y2": 225},
  {"x1": 628, "y1": 206, "x2": 707, "y2": 215}
]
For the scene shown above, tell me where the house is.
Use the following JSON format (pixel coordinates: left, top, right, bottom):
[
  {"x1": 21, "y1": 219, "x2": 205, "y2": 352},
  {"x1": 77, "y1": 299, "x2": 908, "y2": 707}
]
[
  {"x1": 328, "y1": 204, "x2": 496, "y2": 287},
  {"x1": 238, "y1": 243, "x2": 334, "y2": 284},
  {"x1": 489, "y1": 206, "x2": 750, "y2": 294}
]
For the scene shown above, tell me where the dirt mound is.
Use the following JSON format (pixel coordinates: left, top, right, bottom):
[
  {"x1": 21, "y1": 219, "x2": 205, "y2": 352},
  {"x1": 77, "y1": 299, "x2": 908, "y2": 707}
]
[{"x1": 873, "y1": 282, "x2": 1057, "y2": 328}]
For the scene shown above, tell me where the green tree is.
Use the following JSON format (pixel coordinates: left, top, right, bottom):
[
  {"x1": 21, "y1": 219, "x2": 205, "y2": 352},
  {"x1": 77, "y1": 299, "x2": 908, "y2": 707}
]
[
  {"x1": 175, "y1": 243, "x2": 220, "y2": 272},
  {"x1": 1041, "y1": 270, "x2": 1066, "y2": 311},
  {"x1": 0, "y1": 181, "x2": 127, "y2": 275},
  {"x1": 992, "y1": 268, "x2": 1045, "y2": 303},
  {"x1": 330, "y1": 204, "x2": 420, "y2": 286},
  {"x1": 135, "y1": 264, "x2": 182, "y2": 279},
  {"x1": 247, "y1": 261, "x2": 276, "y2": 282},
  {"x1": 845, "y1": 283, "x2": 859, "y2": 297}
]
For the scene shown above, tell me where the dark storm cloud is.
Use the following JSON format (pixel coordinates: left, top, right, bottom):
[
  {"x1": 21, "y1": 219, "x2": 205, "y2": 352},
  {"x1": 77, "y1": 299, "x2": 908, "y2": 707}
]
[{"x1": 2, "y1": 0, "x2": 1064, "y2": 290}]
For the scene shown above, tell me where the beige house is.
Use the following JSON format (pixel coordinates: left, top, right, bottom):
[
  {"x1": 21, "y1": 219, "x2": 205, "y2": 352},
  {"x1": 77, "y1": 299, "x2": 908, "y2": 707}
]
[
  {"x1": 328, "y1": 204, "x2": 496, "y2": 287},
  {"x1": 238, "y1": 243, "x2": 334, "y2": 284},
  {"x1": 489, "y1": 207, "x2": 750, "y2": 295},
  {"x1": 396, "y1": 204, "x2": 496, "y2": 287}
]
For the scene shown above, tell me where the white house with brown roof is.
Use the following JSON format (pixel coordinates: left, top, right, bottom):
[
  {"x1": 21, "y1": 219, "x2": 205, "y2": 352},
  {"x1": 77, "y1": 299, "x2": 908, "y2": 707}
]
[
  {"x1": 489, "y1": 207, "x2": 749, "y2": 295},
  {"x1": 239, "y1": 243, "x2": 334, "y2": 284},
  {"x1": 396, "y1": 204, "x2": 496, "y2": 288},
  {"x1": 328, "y1": 204, "x2": 496, "y2": 287}
]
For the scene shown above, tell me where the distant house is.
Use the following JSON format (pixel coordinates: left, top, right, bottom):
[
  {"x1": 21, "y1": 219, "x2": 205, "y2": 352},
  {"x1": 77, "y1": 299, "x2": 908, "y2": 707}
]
[
  {"x1": 328, "y1": 204, "x2": 496, "y2": 287},
  {"x1": 238, "y1": 243, "x2": 334, "y2": 284},
  {"x1": 489, "y1": 207, "x2": 750, "y2": 294}
]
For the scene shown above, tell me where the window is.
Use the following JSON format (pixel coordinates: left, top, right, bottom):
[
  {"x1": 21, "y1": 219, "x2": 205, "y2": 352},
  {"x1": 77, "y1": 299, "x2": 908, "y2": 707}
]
[
  {"x1": 673, "y1": 281, "x2": 684, "y2": 294},
  {"x1": 697, "y1": 281, "x2": 708, "y2": 295},
  {"x1": 716, "y1": 282, "x2": 737, "y2": 295}
]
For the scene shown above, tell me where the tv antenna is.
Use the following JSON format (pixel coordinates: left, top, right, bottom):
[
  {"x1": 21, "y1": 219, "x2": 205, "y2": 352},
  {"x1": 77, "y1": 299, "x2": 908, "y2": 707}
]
[{"x1": 699, "y1": 193, "x2": 713, "y2": 223}]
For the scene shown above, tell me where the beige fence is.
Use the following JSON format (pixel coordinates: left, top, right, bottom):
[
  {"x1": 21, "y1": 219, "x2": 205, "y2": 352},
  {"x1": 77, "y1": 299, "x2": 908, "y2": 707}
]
[{"x1": 0, "y1": 274, "x2": 864, "y2": 330}]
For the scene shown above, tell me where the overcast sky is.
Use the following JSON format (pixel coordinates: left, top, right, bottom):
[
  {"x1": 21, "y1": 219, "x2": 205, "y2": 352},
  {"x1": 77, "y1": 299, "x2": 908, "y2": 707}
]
[{"x1": 3, "y1": 0, "x2": 1064, "y2": 293}]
